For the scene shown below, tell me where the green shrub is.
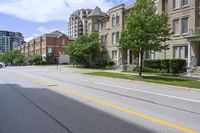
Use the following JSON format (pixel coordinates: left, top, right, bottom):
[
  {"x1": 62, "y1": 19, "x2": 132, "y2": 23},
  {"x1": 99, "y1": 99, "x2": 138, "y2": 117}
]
[
  {"x1": 107, "y1": 61, "x2": 115, "y2": 66},
  {"x1": 143, "y1": 59, "x2": 186, "y2": 74},
  {"x1": 169, "y1": 59, "x2": 187, "y2": 74},
  {"x1": 28, "y1": 55, "x2": 42, "y2": 65}
]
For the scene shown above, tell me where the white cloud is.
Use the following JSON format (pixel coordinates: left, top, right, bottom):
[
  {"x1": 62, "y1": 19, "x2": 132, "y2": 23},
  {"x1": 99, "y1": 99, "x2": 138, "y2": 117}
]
[
  {"x1": 0, "y1": 0, "x2": 130, "y2": 22},
  {"x1": 25, "y1": 37, "x2": 33, "y2": 42}
]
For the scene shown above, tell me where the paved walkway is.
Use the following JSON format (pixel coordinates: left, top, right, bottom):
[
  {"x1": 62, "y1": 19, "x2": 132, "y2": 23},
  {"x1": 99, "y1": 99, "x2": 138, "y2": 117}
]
[{"x1": 58, "y1": 65, "x2": 200, "y2": 81}]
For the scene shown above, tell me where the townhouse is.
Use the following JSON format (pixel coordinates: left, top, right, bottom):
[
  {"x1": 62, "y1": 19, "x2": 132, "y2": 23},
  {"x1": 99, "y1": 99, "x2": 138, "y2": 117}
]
[
  {"x1": 68, "y1": 1, "x2": 200, "y2": 72},
  {"x1": 16, "y1": 30, "x2": 74, "y2": 64},
  {"x1": 86, "y1": 4, "x2": 134, "y2": 67},
  {"x1": 155, "y1": 0, "x2": 200, "y2": 72}
]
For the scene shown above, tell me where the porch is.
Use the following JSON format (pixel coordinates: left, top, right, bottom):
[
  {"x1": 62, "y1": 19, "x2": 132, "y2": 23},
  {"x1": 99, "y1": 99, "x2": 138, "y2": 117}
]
[{"x1": 188, "y1": 40, "x2": 200, "y2": 74}]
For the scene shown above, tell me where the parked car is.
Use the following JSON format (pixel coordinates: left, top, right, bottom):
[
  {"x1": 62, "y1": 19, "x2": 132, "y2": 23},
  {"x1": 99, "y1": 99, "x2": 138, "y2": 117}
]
[{"x1": 0, "y1": 62, "x2": 5, "y2": 68}]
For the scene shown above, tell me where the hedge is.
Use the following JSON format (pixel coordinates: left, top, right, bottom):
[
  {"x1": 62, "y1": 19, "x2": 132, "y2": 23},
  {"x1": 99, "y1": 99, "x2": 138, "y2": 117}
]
[{"x1": 143, "y1": 59, "x2": 187, "y2": 74}]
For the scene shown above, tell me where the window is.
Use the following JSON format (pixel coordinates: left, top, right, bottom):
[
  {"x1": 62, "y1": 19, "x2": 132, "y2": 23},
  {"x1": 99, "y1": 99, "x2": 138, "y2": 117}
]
[
  {"x1": 112, "y1": 32, "x2": 116, "y2": 44},
  {"x1": 104, "y1": 35, "x2": 107, "y2": 44},
  {"x1": 112, "y1": 14, "x2": 116, "y2": 26},
  {"x1": 173, "y1": 45, "x2": 188, "y2": 59},
  {"x1": 112, "y1": 51, "x2": 117, "y2": 60},
  {"x1": 112, "y1": 32, "x2": 120, "y2": 44},
  {"x1": 116, "y1": 13, "x2": 120, "y2": 25},
  {"x1": 182, "y1": 17, "x2": 189, "y2": 34},
  {"x1": 94, "y1": 23, "x2": 98, "y2": 31},
  {"x1": 62, "y1": 39, "x2": 65, "y2": 45},
  {"x1": 101, "y1": 36, "x2": 104, "y2": 44},
  {"x1": 173, "y1": 0, "x2": 180, "y2": 9},
  {"x1": 48, "y1": 48, "x2": 52, "y2": 54},
  {"x1": 101, "y1": 35, "x2": 107, "y2": 45},
  {"x1": 116, "y1": 32, "x2": 120, "y2": 44},
  {"x1": 182, "y1": 0, "x2": 188, "y2": 6},
  {"x1": 173, "y1": 19, "x2": 179, "y2": 35},
  {"x1": 101, "y1": 22, "x2": 104, "y2": 30}
]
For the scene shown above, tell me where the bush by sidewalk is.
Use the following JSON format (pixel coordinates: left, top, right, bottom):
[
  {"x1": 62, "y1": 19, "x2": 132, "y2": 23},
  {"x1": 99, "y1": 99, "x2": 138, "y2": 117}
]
[{"x1": 142, "y1": 59, "x2": 187, "y2": 74}]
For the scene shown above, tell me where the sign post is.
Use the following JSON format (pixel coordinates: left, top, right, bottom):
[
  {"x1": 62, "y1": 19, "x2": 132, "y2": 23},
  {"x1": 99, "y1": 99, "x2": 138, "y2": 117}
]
[{"x1": 56, "y1": 53, "x2": 60, "y2": 70}]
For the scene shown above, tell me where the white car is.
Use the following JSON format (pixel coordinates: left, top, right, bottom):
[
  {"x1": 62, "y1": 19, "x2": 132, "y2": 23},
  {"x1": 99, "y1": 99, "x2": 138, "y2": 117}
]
[{"x1": 0, "y1": 62, "x2": 5, "y2": 68}]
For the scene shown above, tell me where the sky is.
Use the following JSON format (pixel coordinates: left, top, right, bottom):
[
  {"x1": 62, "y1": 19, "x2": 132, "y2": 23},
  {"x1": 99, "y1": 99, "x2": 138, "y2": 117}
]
[{"x1": 0, "y1": 0, "x2": 134, "y2": 41}]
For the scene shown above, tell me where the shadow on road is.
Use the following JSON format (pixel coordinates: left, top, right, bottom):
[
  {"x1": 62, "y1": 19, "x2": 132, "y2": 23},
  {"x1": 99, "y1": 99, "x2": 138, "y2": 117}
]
[{"x1": 0, "y1": 84, "x2": 155, "y2": 133}]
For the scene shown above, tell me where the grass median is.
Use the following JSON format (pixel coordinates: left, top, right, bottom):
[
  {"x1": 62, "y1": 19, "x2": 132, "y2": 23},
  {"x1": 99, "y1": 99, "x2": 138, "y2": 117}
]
[{"x1": 86, "y1": 72, "x2": 200, "y2": 89}]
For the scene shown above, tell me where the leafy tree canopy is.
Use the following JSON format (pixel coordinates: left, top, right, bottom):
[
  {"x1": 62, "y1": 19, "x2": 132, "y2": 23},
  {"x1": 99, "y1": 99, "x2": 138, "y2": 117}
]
[
  {"x1": 120, "y1": 0, "x2": 172, "y2": 76},
  {"x1": 120, "y1": 0, "x2": 171, "y2": 51},
  {"x1": 0, "y1": 50, "x2": 25, "y2": 65},
  {"x1": 66, "y1": 34, "x2": 102, "y2": 67}
]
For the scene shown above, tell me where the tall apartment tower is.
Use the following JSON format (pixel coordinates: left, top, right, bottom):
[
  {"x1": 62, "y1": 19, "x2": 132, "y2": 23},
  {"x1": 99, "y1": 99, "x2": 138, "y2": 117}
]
[
  {"x1": 0, "y1": 30, "x2": 24, "y2": 54},
  {"x1": 68, "y1": 9, "x2": 93, "y2": 39}
]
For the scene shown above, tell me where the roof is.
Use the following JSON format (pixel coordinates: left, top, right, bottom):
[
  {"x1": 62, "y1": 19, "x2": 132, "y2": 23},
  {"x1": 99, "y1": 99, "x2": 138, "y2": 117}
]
[
  {"x1": 47, "y1": 30, "x2": 64, "y2": 37},
  {"x1": 88, "y1": 6, "x2": 106, "y2": 17}
]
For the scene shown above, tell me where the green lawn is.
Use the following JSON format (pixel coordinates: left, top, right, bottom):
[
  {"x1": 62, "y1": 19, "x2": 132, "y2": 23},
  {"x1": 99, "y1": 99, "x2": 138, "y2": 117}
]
[{"x1": 86, "y1": 72, "x2": 200, "y2": 89}]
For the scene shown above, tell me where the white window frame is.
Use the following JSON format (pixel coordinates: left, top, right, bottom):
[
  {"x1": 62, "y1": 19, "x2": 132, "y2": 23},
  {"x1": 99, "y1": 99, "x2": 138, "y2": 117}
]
[
  {"x1": 48, "y1": 47, "x2": 52, "y2": 54},
  {"x1": 182, "y1": 0, "x2": 189, "y2": 7},
  {"x1": 112, "y1": 14, "x2": 116, "y2": 27},
  {"x1": 112, "y1": 51, "x2": 118, "y2": 60},
  {"x1": 116, "y1": 32, "x2": 120, "y2": 44},
  {"x1": 116, "y1": 13, "x2": 120, "y2": 26},
  {"x1": 172, "y1": 19, "x2": 180, "y2": 36},
  {"x1": 173, "y1": 45, "x2": 188, "y2": 59},
  {"x1": 173, "y1": 0, "x2": 180, "y2": 10},
  {"x1": 181, "y1": 16, "x2": 189, "y2": 35},
  {"x1": 112, "y1": 32, "x2": 116, "y2": 44}
]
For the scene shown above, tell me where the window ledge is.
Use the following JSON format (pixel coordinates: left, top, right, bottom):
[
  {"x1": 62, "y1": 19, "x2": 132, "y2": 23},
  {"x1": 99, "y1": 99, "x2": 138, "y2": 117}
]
[
  {"x1": 173, "y1": 7, "x2": 180, "y2": 11},
  {"x1": 182, "y1": 33, "x2": 189, "y2": 36},
  {"x1": 182, "y1": 5, "x2": 189, "y2": 8},
  {"x1": 173, "y1": 34, "x2": 180, "y2": 37}
]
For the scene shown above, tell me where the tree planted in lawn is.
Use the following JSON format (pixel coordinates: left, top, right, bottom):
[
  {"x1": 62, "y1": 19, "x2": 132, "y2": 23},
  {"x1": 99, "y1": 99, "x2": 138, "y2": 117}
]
[
  {"x1": 120, "y1": 0, "x2": 172, "y2": 76},
  {"x1": 67, "y1": 34, "x2": 102, "y2": 67}
]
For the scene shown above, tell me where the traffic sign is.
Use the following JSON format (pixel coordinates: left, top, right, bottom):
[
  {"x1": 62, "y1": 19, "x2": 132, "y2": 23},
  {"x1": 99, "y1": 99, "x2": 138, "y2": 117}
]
[{"x1": 56, "y1": 53, "x2": 60, "y2": 58}]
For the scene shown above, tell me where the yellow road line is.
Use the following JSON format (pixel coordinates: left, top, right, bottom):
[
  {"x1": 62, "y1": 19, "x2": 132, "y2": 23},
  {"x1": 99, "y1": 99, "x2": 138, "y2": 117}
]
[{"x1": 11, "y1": 70, "x2": 198, "y2": 133}]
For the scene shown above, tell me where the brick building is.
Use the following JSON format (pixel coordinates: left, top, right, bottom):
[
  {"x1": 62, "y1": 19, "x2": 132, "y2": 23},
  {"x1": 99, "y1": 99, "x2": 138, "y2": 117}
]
[{"x1": 16, "y1": 30, "x2": 74, "y2": 64}]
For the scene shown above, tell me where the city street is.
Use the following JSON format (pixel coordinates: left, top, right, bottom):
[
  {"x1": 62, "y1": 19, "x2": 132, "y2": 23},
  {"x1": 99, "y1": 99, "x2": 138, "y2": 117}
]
[{"x1": 0, "y1": 66, "x2": 200, "y2": 133}]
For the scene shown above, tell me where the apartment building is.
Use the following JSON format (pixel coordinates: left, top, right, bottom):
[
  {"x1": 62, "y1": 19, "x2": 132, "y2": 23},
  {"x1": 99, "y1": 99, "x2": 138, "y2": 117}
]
[
  {"x1": 87, "y1": 4, "x2": 134, "y2": 66},
  {"x1": 0, "y1": 30, "x2": 24, "y2": 54},
  {"x1": 16, "y1": 30, "x2": 73, "y2": 64},
  {"x1": 68, "y1": 9, "x2": 93, "y2": 39},
  {"x1": 155, "y1": 0, "x2": 200, "y2": 71}
]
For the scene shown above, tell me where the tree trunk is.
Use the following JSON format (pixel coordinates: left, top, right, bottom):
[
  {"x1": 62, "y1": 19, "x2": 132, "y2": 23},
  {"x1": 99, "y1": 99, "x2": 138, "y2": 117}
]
[{"x1": 139, "y1": 48, "x2": 144, "y2": 77}]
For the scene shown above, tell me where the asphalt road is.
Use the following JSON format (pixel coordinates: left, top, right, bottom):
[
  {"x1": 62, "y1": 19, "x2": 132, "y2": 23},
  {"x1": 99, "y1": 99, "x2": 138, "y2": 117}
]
[{"x1": 0, "y1": 66, "x2": 200, "y2": 133}]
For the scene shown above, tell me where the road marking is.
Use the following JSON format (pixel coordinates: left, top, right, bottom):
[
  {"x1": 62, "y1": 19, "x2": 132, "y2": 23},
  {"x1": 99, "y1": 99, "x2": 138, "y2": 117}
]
[
  {"x1": 94, "y1": 82, "x2": 200, "y2": 103},
  {"x1": 10, "y1": 70, "x2": 198, "y2": 133}
]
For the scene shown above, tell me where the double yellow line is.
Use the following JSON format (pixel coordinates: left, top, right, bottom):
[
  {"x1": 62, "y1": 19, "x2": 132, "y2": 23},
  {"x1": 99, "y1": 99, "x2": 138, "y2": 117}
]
[{"x1": 11, "y1": 70, "x2": 197, "y2": 133}]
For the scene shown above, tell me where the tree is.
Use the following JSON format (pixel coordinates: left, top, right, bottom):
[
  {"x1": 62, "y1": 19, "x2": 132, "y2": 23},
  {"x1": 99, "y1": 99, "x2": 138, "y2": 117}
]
[
  {"x1": 197, "y1": 28, "x2": 200, "y2": 40},
  {"x1": 67, "y1": 34, "x2": 102, "y2": 67},
  {"x1": 0, "y1": 50, "x2": 25, "y2": 66},
  {"x1": 46, "y1": 53, "x2": 57, "y2": 64},
  {"x1": 120, "y1": 0, "x2": 172, "y2": 76},
  {"x1": 28, "y1": 55, "x2": 42, "y2": 65}
]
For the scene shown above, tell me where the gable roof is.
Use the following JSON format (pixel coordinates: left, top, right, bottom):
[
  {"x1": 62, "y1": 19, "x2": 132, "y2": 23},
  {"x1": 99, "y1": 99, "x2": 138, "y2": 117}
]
[{"x1": 88, "y1": 6, "x2": 106, "y2": 17}]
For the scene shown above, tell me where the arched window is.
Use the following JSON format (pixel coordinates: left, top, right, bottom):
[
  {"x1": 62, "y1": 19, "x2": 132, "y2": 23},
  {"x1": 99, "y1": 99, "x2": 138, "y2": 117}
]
[
  {"x1": 112, "y1": 14, "x2": 116, "y2": 26},
  {"x1": 116, "y1": 13, "x2": 120, "y2": 25}
]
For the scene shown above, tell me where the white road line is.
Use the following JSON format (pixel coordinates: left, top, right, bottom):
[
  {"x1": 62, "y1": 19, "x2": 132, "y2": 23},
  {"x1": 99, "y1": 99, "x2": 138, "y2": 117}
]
[{"x1": 94, "y1": 82, "x2": 200, "y2": 103}]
